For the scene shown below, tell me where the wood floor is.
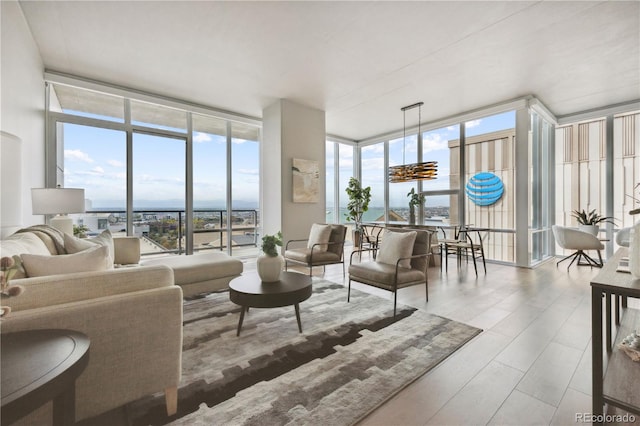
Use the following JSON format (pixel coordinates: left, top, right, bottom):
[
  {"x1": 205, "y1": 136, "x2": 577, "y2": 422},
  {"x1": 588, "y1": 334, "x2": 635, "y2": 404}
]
[{"x1": 85, "y1": 248, "x2": 639, "y2": 426}]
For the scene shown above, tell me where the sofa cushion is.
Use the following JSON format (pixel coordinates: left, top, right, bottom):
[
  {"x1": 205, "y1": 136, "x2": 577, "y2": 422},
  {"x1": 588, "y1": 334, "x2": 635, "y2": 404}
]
[
  {"x1": 65, "y1": 230, "x2": 115, "y2": 268},
  {"x1": 141, "y1": 252, "x2": 243, "y2": 286},
  {"x1": 307, "y1": 223, "x2": 332, "y2": 252},
  {"x1": 0, "y1": 233, "x2": 52, "y2": 279},
  {"x1": 22, "y1": 245, "x2": 110, "y2": 277},
  {"x1": 376, "y1": 230, "x2": 417, "y2": 269}
]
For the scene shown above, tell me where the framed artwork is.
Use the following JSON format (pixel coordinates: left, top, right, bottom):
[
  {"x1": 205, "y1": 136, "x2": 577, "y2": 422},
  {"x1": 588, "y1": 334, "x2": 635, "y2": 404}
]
[{"x1": 292, "y1": 158, "x2": 319, "y2": 203}]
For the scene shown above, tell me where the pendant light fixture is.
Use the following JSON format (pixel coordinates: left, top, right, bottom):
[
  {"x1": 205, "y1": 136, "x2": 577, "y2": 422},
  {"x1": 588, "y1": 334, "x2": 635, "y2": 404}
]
[{"x1": 388, "y1": 102, "x2": 438, "y2": 183}]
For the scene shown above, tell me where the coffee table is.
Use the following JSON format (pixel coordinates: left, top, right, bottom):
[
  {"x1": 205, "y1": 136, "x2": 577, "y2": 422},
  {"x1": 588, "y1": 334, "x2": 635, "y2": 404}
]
[
  {"x1": 229, "y1": 271, "x2": 313, "y2": 336},
  {"x1": 1, "y1": 329, "x2": 90, "y2": 426}
]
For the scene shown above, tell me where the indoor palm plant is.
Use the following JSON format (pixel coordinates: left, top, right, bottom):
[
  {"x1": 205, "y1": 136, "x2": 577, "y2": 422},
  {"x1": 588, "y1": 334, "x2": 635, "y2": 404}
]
[
  {"x1": 257, "y1": 231, "x2": 283, "y2": 282},
  {"x1": 345, "y1": 177, "x2": 371, "y2": 246},
  {"x1": 571, "y1": 209, "x2": 614, "y2": 235}
]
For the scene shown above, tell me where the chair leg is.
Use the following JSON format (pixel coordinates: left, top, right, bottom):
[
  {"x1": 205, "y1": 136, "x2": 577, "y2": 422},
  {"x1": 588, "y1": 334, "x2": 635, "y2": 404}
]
[
  {"x1": 425, "y1": 279, "x2": 429, "y2": 302},
  {"x1": 285, "y1": 260, "x2": 288, "y2": 271},
  {"x1": 347, "y1": 279, "x2": 351, "y2": 302},
  {"x1": 342, "y1": 261, "x2": 345, "y2": 277},
  {"x1": 471, "y1": 251, "x2": 478, "y2": 276},
  {"x1": 393, "y1": 290, "x2": 397, "y2": 317},
  {"x1": 481, "y1": 249, "x2": 487, "y2": 273}
]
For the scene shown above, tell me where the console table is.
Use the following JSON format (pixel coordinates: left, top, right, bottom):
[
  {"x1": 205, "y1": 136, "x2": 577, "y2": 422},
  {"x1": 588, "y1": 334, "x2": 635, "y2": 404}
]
[
  {"x1": 1, "y1": 329, "x2": 90, "y2": 426},
  {"x1": 591, "y1": 248, "x2": 640, "y2": 424}
]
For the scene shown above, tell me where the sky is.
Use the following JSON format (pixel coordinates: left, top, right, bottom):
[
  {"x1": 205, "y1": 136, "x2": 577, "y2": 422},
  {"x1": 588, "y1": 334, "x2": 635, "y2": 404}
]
[{"x1": 62, "y1": 109, "x2": 514, "y2": 211}]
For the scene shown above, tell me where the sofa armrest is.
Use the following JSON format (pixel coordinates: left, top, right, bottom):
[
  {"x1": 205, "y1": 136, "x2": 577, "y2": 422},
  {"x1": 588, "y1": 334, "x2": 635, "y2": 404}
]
[
  {"x1": 4, "y1": 265, "x2": 174, "y2": 312},
  {"x1": 113, "y1": 236, "x2": 141, "y2": 265}
]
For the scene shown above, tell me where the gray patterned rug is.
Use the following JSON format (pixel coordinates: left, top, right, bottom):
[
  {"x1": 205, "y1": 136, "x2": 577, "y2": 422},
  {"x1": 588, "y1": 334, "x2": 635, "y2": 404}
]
[{"x1": 127, "y1": 278, "x2": 481, "y2": 426}]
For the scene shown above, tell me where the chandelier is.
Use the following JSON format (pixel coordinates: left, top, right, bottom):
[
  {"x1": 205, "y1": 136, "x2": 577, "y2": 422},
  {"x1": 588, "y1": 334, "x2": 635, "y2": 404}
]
[{"x1": 388, "y1": 102, "x2": 438, "y2": 183}]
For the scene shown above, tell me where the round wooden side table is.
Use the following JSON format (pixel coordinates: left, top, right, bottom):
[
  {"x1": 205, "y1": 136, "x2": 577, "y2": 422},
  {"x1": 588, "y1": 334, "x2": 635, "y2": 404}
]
[{"x1": 1, "y1": 329, "x2": 90, "y2": 426}]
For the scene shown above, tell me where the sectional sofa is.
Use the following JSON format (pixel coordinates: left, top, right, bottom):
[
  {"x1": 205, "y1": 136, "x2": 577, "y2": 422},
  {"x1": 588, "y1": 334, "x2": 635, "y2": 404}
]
[{"x1": 0, "y1": 225, "x2": 243, "y2": 422}]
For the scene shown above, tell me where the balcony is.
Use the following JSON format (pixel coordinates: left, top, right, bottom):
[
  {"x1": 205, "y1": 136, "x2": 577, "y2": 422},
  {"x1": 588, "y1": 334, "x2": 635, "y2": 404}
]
[{"x1": 75, "y1": 209, "x2": 260, "y2": 259}]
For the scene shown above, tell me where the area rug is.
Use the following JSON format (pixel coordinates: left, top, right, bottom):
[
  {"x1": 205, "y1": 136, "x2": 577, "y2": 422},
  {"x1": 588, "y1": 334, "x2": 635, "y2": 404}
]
[{"x1": 127, "y1": 279, "x2": 481, "y2": 426}]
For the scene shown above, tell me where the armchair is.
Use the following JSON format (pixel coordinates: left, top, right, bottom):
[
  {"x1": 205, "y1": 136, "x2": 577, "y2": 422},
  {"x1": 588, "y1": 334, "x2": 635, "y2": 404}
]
[
  {"x1": 552, "y1": 225, "x2": 604, "y2": 270},
  {"x1": 348, "y1": 228, "x2": 432, "y2": 317},
  {"x1": 284, "y1": 223, "x2": 347, "y2": 276}
]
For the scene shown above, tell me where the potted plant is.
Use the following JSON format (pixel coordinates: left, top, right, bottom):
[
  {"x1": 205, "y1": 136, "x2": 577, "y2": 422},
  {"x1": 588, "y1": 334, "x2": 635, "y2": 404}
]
[
  {"x1": 571, "y1": 209, "x2": 614, "y2": 236},
  {"x1": 345, "y1": 177, "x2": 372, "y2": 247},
  {"x1": 73, "y1": 224, "x2": 90, "y2": 238},
  {"x1": 407, "y1": 188, "x2": 424, "y2": 225},
  {"x1": 257, "y1": 231, "x2": 283, "y2": 282}
]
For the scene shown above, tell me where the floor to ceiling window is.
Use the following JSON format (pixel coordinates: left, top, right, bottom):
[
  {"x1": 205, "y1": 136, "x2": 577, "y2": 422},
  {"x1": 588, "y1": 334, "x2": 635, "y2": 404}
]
[
  {"x1": 132, "y1": 132, "x2": 186, "y2": 253},
  {"x1": 192, "y1": 114, "x2": 228, "y2": 251},
  {"x1": 231, "y1": 122, "x2": 260, "y2": 253},
  {"x1": 338, "y1": 143, "x2": 355, "y2": 225},
  {"x1": 421, "y1": 124, "x2": 460, "y2": 226},
  {"x1": 388, "y1": 135, "x2": 417, "y2": 223},
  {"x1": 46, "y1": 80, "x2": 261, "y2": 258},
  {"x1": 530, "y1": 111, "x2": 554, "y2": 263},
  {"x1": 360, "y1": 142, "x2": 385, "y2": 223},
  {"x1": 325, "y1": 141, "x2": 336, "y2": 223}
]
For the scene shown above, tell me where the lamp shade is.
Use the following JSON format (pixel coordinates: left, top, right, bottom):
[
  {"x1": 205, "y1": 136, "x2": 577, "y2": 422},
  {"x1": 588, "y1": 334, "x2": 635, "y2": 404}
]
[{"x1": 31, "y1": 188, "x2": 85, "y2": 215}]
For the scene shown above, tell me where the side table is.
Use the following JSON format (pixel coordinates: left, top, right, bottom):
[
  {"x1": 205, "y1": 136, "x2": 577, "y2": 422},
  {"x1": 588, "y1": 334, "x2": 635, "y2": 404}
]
[{"x1": 1, "y1": 329, "x2": 90, "y2": 426}]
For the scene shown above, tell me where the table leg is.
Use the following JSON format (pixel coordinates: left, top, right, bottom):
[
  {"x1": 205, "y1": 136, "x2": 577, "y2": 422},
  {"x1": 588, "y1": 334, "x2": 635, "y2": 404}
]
[
  {"x1": 294, "y1": 303, "x2": 303, "y2": 333},
  {"x1": 52, "y1": 383, "x2": 75, "y2": 426},
  {"x1": 592, "y1": 287, "x2": 604, "y2": 423},
  {"x1": 616, "y1": 295, "x2": 621, "y2": 325},
  {"x1": 236, "y1": 306, "x2": 246, "y2": 337},
  {"x1": 606, "y1": 293, "x2": 612, "y2": 352}
]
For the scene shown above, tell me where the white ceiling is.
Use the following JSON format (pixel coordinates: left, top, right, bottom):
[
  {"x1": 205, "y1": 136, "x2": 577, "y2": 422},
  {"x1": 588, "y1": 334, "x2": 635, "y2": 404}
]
[{"x1": 18, "y1": 1, "x2": 640, "y2": 141}]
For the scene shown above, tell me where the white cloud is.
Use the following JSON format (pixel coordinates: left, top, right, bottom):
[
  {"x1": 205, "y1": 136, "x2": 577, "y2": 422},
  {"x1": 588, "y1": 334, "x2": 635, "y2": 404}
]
[
  {"x1": 466, "y1": 119, "x2": 482, "y2": 128},
  {"x1": 194, "y1": 132, "x2": 212, "y2": 143},
  {"x1": 92, "y1": 166, "x2": 105, "y2": 174},
  {"x1": 237, "y1": 168, "x2": 259, "y2": 176},
  {"x1": 361, "y1": 144, "x2": 384, "y2": 154},
  {"x1": 423, "y1": 134, "x2": 449, "y2": 154},
  {"x1": 65, "y1": 149, "x2": 93, "y2": 163},
  {"x1": 107, "y1": 160, "x2": 124, "y2": 168},
  {"x1": 361, "y1": 157, "x2": 384, "y2": 170},
  {"x1": 232, "y1": 138, "x2": 247, "y2": 144}
]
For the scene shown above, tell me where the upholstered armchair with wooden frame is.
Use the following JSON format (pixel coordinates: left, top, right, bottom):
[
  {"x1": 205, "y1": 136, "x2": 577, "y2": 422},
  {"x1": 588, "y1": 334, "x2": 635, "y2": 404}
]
[
  {"x1": 284, "y1": 223, "x2": 347, "y2": 277},
  {"x1": 348, "y1": 228, "x2": 433, "y2": 317}
]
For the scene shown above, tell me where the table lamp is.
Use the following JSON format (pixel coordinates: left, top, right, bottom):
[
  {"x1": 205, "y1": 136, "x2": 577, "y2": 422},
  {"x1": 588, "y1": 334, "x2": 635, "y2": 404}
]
[{"x1": 31, "y1": 187, "x2": 85, "y2": 235}]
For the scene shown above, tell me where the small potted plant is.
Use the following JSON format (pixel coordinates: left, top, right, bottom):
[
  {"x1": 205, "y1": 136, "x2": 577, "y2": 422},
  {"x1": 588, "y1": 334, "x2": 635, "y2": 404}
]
[
  {"x1": 73, "y1": 224, "x2": 90, "y2": 238},
  {"x1": 345, "y1": 177, "x2": 372, "y2": 247},
  {"x1": 257, "y1": 231, "x2": 283, "y2": 282},
  {"x1": 571, "y1": 209, "x2": 615, "y2": 236},
  {"x1": 407, "y1": 188, "x2": 424, "y2": 225}
]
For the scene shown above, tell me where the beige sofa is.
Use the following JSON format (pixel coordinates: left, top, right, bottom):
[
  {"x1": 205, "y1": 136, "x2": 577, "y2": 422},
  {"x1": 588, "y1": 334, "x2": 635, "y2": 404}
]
[{"x1": 1, "y1": 230, "x2": 182, "y2": 422}]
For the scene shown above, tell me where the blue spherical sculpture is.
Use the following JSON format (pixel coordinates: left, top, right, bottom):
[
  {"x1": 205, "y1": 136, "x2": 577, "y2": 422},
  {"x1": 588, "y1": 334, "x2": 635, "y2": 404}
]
[{"x1": 465, "y1": 172, "x2": 504, "y2": 206}]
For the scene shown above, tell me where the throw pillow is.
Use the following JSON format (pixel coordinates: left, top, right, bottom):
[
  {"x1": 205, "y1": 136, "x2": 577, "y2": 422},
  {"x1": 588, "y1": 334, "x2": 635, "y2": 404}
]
[
  {"x1": 376, "y1": 230, "x2": 417, "y2": 269},
  {"x1": 307, "y1": 223, "x2": 332, "y2": 252},
  {"x1": 21, "y1": 245, "x2": 110, "y2": 277},
  {"x1": 64, "y1": 230, "x2": 115, "y2": 268}
]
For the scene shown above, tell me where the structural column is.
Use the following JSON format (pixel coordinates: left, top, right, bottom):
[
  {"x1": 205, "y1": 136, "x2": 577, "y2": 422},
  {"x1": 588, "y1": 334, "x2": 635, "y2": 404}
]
[{"x1": 261, "y1": 100, "x2": 326, "y2": 244}]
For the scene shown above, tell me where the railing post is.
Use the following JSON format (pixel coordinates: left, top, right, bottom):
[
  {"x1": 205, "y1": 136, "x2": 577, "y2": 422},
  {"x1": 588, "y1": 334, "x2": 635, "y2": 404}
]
[{"x1": 178, "y1": 212, "x2": 183, "y2": 254}]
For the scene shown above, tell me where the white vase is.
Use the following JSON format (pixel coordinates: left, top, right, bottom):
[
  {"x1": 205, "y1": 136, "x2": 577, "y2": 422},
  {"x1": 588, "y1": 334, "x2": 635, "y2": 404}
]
[
  {"x1": 629, "y1": 223, "x2": 640, "y2": 278},
  {"x1": 256, "y1": 254, "x2": 284, "y2": 282},
  {"x1": 578, "y1": 224, "x2": 599, "y2": 236}
]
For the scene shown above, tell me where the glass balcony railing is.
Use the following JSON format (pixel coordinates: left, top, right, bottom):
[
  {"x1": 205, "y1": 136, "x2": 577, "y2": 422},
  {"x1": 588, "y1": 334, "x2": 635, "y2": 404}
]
[{"x1": 74, "y1": 209, "x2": 259, "y2": 257}]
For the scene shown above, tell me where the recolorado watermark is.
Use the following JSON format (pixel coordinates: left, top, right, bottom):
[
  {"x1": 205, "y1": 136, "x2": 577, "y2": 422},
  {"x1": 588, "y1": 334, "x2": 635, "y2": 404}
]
[{"x1": 576, "y1": 413, "x2": 636, "y2": 423}]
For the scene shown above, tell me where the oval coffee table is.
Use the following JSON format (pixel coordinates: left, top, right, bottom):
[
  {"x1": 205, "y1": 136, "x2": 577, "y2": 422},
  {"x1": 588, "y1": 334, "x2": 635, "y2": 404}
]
[{"x1": 229, "y1": 271, "x2": 312, "y2": 336}]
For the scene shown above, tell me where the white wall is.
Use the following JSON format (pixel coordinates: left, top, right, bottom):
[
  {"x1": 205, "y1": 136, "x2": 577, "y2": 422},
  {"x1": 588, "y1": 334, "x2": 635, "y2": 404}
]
[
  {"x1": 262, "y1": 99, "x2": 326, "y2": 245},
  {"x1": 1, "y1": 1, "x2": 46, "y2": 237}
]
